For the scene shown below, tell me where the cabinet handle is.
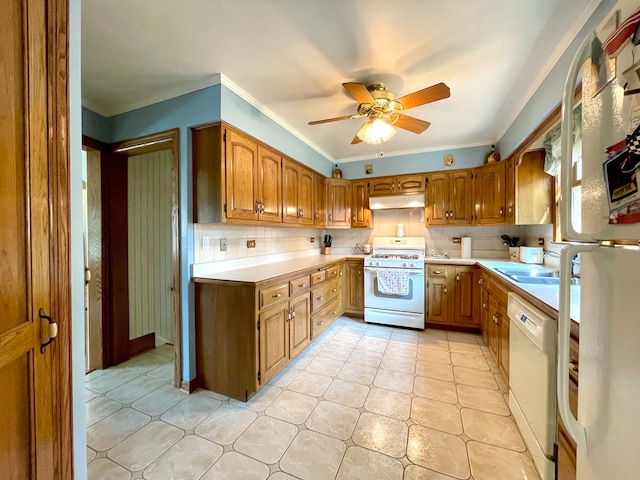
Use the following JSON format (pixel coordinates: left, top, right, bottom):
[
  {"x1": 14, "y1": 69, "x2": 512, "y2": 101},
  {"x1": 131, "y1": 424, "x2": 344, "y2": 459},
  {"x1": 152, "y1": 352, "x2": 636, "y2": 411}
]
[
  {"x1": 292, "y1": 310, "x2": 296, "y2": 319},
  {"x1": 298, "y1": 283, "x2": 306, "y2": 288},
  {"x1": 328, "y1": 213, "x2": 332, "y2": 222},
  {"x1": 314, "y1": 212, "x2": 319, "y2": 219},
  {"x1": 317, "y1": 295, "x2": 323, "y2": 300},
  {"x1": 508, "y1": 205, "x2": 513, "y2": 214},
  {"x1": 478, "y1": 278, "x2": 484, "y2": 286},
  {"x1": 255, "y1": 201, "x2": 260, "y2": 213},
  {"x1": 434, "y1": 270, "x2": 441, "y2": 274},
  {"x1": 352, "y1": 215, "x2": 356, "y2": 221},
  {"x1": 499, "y1": 207, "x2": 504, "y2": 216},
  {"x1": 331, "y1": 288, "x2": 337, "y2": 293},
  {"x1": 445, "y1": 211, "x2": 449, "y2": 219},
  {"x1": 317, "y1": 320, "x2": 324, "y2": 326},
  {"x1": 340, "y1": 271, "x2": 343, "y2": 276},
  {"x1": 482, "y1": 302, "x2": 487, "y2": 309},
  {"x1": 273, "y1": 293, "x2": 282, "y2": 298},
  {"x1": 456, "y1": 274, "x2": 460, "y2": 282},
  {"x1": 444, "y1": 286, "x2": 447, "y2": 295}
]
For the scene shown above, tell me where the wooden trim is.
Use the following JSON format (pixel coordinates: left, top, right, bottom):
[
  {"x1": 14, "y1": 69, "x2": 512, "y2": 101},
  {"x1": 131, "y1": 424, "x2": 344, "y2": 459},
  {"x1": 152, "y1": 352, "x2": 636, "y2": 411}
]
[
  {"x1": 46, "y1": 0, "x2": 74, "y2": 476},
  {"x1": 180, "y1": 379, "x2": 197, "y2": 393},
  {"x1": 108, "y1": 129, "x2": 182, "y2": 388},
  {"x1": 129, "y1": 332, "x2": 156, "y2": 357},
  {"x1": 82, "y1": 134, "x2": 107, "y2": 152}
]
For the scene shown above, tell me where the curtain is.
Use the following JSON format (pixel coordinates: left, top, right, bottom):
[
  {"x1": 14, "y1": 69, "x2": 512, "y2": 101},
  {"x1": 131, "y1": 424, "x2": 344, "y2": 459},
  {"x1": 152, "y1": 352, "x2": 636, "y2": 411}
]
[{"x1": 544, "y1": 104, "x2": 582, "y2": 175}]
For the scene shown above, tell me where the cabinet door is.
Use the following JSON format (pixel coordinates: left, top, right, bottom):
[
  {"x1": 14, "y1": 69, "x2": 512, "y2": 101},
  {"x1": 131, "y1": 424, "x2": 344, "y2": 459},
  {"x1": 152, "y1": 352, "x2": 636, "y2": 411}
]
[
  {"x1": 453, "y1": 267, "x2": 478, "y2": 326},
  {"x1": 299, "y1": 166, "x2": 314, "y2": 225},
  {"x1": 397, "y1": 174, "x2": 426, "y2": 193},
  {"x1": 225, "y1": 130, "x2": 258, "y2": 220},
  {"x1": 487, "y1": 295, "x2": 500, "y2": 361},
  {"x1": 475, "y1": 162, "x2": 505, "y2": 225},
  {"x1": 259, "y1": 304, "x2": 290, "y2": 385},
  {"x1": 257, "y1": 145, "x2": 282, "y2": 223},
  {"x1": 327, "y1": 179, "x2": 351, "y2": 227},
  {"x1": 313, "y1": 174, "x2": 326, "y2": 226},
  {"x1": 351, "y1": 179, "x2": 371, "y2": 228},
  {"x1": 449, "y1": 170, "x2": 474, "y2": 225},
  {"x1": 369, "y1": 176, "x2": 396, "y2": 196},
  {"x1": 345, "y1": 261, "x2": 364, "y2": 314},
  {"x1": 479, "y1": 276, "x2": 489, "y2": 346},
  {"x1": 498, "y1": 303, "x2": 509, "y2": 383},
  {"x1": 426, "y1": 173, "x2": 449, "y2": 225},
  {"x1": 282, "y1": 158, "x2": 299, "y2": 224},
  {"x1": 427, "y1": 276, "x2": 449, "y2": 325},
  {"x1": 289, "y1": 294, "x2": 311, "y2": 359},
  {"x1": 505, "y1": 157, "x2": 515, "y2": 224},
  {"x1": 337, "y1": 262, "x2": 346, "y2": 313}
]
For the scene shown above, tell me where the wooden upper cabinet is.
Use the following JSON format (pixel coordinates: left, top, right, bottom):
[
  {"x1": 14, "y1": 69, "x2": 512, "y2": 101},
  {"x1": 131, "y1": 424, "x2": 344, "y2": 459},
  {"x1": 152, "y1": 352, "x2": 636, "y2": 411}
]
[
  {"x1": 226, "y1": 129, "x2": 259, "y2": 221},
  {"x1": 506, "y1": 149, "x2": 553, "y2": 225},
  {"x1": 369, "y1": 174, "x2": 426, "y2": 196},
  {"x1": 369, "y1": 176, "x2": 396, "y2": 196},
  {"x1": 313, "y1": 174, "x2": 326, "y2": 226},
  {"x1": 351, "y1": 179, "x2": 371, "y2": 228},
  {"x1": 449, "y1": 170, "x2": 473, "y2": 224},
  {"x1": 397, "y1": 174, "x2": 426, "y2": 193},
  {"x1": 282, "y1": 158, "x2": 314, "y2": 225},
  {"x1": 474, "y1": 161, "x2": 506, "y2": 225},
  {"x1": 257, "y1": 145, "x2": 282, "y2": 223},
  {"x1": 299, "y1": 166, "x2": 314, "y2": 225},
  {"x1": 327, "y1": 179, "x2": 351, "y2": 227},
  {"x1": 426, "y1": 172, "x2": 448, "y2": 225},
  {"x1": 426, "y1": 170, "x2": 473, "y2": 226}
]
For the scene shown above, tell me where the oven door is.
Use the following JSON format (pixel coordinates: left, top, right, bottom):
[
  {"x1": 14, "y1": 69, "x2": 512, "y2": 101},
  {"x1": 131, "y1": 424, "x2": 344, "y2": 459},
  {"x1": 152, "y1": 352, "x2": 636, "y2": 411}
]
[{"x1": 363, "y1": 267, "x2": 425, "y2": 313}]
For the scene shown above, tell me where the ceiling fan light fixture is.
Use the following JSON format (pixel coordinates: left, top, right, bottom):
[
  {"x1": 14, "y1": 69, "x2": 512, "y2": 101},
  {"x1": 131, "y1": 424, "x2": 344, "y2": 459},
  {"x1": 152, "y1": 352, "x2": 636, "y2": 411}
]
[{"x1": 357, "y1": 118, "x2": 396, "y2": 145}]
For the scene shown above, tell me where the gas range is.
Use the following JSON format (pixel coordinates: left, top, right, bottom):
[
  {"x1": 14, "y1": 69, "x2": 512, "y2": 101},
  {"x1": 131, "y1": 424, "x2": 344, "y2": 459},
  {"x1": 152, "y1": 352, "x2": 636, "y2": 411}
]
[{"x1": 367, "y1": 237, "x2": 426, "y2": 270}]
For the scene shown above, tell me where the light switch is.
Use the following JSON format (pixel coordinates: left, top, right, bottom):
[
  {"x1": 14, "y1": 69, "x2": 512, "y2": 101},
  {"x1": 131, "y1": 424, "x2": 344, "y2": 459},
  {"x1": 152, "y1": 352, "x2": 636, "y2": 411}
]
[{"x1": 202, "y1": 236, "x2": 210, "y2": 250}]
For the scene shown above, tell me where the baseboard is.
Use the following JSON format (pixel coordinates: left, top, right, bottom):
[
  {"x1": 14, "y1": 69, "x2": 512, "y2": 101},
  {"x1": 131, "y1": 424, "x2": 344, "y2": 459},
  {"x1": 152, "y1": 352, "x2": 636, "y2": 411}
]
[
  {"x1": 129, "y1": 332, "x2": 155, "y2": 357},
  {"x1": 181, "y1": 379, "x2": 197, "y2": 393}
]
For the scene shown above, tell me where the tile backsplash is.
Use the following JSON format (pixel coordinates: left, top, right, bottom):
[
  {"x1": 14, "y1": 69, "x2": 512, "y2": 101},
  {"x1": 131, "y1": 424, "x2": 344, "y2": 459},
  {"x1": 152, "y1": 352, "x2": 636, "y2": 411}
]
[{"x1": 194, "y1": 210, "x2": 555, "y2": 264}]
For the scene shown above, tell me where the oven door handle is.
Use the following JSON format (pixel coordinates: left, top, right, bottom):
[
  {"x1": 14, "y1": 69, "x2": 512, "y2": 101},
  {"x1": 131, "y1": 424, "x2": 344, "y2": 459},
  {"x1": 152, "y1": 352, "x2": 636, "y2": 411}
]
[{"x1": 364, "y1": 267, "x2": 424, "y2": 275}]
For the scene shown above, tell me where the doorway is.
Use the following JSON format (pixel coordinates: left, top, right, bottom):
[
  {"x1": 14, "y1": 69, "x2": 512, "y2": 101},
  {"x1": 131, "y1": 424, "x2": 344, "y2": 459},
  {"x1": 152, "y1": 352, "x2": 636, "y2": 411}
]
[{"x1": 83, "y1": 129, "x2": 182, "y2": 387}]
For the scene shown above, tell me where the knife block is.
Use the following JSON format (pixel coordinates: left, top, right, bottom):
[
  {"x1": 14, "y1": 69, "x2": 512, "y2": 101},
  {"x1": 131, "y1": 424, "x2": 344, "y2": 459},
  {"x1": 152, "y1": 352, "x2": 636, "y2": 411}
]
[{"x1": 321, "y1": 246, "x2": 331, "y2": 255}]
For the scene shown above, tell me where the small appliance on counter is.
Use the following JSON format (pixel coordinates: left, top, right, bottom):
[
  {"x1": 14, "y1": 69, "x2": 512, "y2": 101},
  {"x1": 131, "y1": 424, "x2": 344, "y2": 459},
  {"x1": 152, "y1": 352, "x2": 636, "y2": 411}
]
[{"x1": 519, "y1": 246, "x2": 543, "y2": 264}]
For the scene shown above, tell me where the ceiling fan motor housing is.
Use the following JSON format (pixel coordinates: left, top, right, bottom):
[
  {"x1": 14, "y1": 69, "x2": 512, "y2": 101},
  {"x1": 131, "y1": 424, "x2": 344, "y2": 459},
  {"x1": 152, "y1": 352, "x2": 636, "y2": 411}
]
[{"x1": 357, "y1": 84, "x2": 403, "y2": 123}]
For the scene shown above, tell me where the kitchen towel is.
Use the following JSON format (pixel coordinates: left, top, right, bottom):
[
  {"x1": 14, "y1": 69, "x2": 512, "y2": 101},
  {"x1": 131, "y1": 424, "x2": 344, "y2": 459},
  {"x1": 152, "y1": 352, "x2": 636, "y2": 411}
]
[
  {"x1": 461, "y1": 237, "x2": 471, "y2": 258},
  {"x1": 376, "y1": 268, "x2": 411, "y2": 296}
]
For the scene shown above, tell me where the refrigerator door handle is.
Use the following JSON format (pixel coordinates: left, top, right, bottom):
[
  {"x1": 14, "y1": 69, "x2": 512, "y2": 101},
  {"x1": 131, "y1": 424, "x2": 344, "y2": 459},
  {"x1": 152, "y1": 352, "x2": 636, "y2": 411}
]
[
  {"x1": 560, "y1": 32, "x2": 595, "y2": 243},
  {"x1": 558, "y1": 244, "x2": 594, "y2": 452}
]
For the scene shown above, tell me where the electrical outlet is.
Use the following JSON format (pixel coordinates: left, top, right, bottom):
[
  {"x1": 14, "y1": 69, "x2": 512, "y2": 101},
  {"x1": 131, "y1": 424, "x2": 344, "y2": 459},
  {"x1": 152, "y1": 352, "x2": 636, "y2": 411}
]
[
  {"x1": 202, "y1": 236, "x2": 210, "y2": 250},
  {"x1": 247, "y1": 239, "x2": 256, "y2": 248},
  {"x1": 220, "y1": 238, "x2": 227, "y2": 251},
  {"x1": 452, "y1": 237, "x2": 461, "y2": 243},
  {"x1": 310, "y1": 237, "x2": 315, "y2": 243},
  {"x1": 538, "y1": 237, "x2": 545, "y2": 246}
]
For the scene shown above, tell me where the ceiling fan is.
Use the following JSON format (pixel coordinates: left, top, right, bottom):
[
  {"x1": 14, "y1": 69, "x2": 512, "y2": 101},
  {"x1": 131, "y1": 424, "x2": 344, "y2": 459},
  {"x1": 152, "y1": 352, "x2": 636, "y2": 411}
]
[{"x1": 308, "y1": 82, "x2": 450, "y2": 145}]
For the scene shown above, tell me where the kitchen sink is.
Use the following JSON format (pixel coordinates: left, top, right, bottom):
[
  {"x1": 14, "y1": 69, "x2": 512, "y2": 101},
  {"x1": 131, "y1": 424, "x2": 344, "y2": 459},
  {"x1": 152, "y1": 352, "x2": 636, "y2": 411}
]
[{"x1": 494, "y1": 267, "x2": 579, "y2": 285}]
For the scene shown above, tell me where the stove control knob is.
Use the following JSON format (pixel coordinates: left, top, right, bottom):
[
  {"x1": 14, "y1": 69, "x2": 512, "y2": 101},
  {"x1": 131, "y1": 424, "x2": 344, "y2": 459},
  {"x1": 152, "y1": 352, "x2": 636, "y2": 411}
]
[
  {"x1": 376, "y1": 261, "x2": 381, "y2": 266},
  {"x1": 409, "y1": 262, "x2": 415, "y2": 268},
  {"x1": 403, "y1": 263, "x2": 407, "y2": 267}
]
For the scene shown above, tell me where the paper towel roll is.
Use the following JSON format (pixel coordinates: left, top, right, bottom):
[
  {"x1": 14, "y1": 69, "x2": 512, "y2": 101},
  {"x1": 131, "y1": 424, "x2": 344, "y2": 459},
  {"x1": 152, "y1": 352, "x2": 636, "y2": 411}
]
[{"x1": 461, "y1": 237, "x2": 471, "y2": 258}]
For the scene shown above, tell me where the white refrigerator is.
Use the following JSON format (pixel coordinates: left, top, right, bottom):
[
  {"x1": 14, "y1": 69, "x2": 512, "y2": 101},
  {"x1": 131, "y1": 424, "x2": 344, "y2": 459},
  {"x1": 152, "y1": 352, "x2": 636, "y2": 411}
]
[{"x1": 558, "y1": 1, "x2": 640, "y2": 479}]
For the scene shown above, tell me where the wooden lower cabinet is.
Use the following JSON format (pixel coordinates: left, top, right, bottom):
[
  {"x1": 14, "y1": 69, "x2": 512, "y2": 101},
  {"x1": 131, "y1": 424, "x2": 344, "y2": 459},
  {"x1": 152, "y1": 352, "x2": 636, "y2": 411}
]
[
  {"x1": 557, "y1": 322, "x2": 579, "y2": 480},
  {"x1": 481, "y1": 269, "x2": 511, "y2": 386},
  {"x1": 345, "y1": 260, "x2": 364, "y2": 315},
  {"x1": 426, "y1": 265, "x2": 479, "y2": 328},
  {"x1": 194, "y1": 261, "x2": 345, "y2": 401}
]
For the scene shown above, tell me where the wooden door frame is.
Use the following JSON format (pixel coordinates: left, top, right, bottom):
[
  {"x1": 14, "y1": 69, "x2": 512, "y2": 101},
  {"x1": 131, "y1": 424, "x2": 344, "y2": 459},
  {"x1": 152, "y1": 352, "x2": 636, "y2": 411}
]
[
  {"x1": 47, "y1": 0, "x2": 73, "y2": 476},
  {"x1": 110, "y1": 129, "x2": 182, "y2": 387}
]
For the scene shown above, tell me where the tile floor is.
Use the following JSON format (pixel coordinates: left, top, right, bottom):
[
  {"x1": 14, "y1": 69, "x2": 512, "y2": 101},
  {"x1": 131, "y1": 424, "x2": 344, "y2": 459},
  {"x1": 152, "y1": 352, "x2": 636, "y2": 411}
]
[{"x1": 85, "y1": 317, "x2": 541, "y2": 480}]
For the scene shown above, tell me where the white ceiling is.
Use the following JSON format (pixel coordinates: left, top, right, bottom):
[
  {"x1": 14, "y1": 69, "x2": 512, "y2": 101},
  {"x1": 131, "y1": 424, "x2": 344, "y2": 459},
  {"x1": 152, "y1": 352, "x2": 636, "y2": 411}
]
[{"x1": 82, "y1": 0, "x2": 597, "y2": 162}]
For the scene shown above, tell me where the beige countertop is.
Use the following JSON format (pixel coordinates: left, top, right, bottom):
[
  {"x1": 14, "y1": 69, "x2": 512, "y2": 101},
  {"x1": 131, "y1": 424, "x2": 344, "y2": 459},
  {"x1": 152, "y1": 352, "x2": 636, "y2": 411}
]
[{"x1": 192, "y1": 254, "x2": 580, "y2": 323}]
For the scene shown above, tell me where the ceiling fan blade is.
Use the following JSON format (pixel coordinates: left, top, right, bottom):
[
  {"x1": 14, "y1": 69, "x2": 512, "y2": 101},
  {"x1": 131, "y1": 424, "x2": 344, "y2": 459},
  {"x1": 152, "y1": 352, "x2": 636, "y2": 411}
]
[
  {"x1": 396, "y1": 82, "x2": 450, "y2": 110},
  {"x1": 342, "y1": 82, "x2": 374, "y2": 104},
  {"x1": 393, "y1": 114, "x2": 431, "y2": 134},
  {"x1": 351, "y1": 134, "x2": 363, "y2": 145},
  {"x1": 308, "y1": 114, "x2": 358, "y2": 125}
]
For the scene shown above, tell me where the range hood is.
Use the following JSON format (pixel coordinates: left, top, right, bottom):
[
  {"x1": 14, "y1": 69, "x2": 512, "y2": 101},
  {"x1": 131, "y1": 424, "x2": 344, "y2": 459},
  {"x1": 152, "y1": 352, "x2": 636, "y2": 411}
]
[{"x1": 369, "y1": 193, "x2": 426, "y2": 210}]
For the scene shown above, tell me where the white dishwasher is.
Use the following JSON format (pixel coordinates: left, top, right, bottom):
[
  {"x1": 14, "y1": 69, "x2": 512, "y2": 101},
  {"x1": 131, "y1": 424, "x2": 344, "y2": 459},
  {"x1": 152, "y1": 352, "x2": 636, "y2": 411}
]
[{"x1": 507, "y1": 292, "x2": 557, "y2": 480}]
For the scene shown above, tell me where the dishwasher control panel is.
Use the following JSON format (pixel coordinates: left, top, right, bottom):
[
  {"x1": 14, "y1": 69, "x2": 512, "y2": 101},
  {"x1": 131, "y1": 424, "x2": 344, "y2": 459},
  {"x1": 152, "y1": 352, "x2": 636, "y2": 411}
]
[{"x1": 515, "y1": 309, "x2": 540, "y2": 336}]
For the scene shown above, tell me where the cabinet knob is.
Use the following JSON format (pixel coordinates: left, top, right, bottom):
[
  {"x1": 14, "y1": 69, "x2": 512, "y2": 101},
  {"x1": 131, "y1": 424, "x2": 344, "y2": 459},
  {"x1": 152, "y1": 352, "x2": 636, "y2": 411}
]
[
  {"x1": 434, "y1": 270, "x2": 441, "y2": 274},
  {"x1": 450, "y1": 210, "x2": 454, "y2": 218},
  {"x1": 499, "y1": 207, "x2": 504, "y2": 216},
  {"x1": 273, "y1": 293, "x2": 282, "y2": 298},
  {"x1": 445, "y1": 211, "x2": 449, "y2": 219},
  {"x1": 508, "y1": 205, "x2": 513, "y2": 214},
  {"x1": 482, "y1": 302, "x2": 487, "y2": 309},
  {"x1": 478, "y1": 278, "x2": 484, "y2": 285},
  {"x1": 352, "y1": 215, "x2": 356, "y2": 221},
  {"x1": 317, "y1": 320, "x2": 324, "y2": 326},
  {"x1": 317, "y1": 295, "x2": 323, "y2": 300},
  {"x1": 328, "y1": 214, "x2": 332, "y2": 222},
  {"x1": 456, "y1": 274, "x2": 460, "y2": 282},
  {"x1": 444, "y1": 286, "x2": 448, "y2": 295},
  {"x1": 332, "y1": 288, "x2": 337, "y2": 293},
  {"x1": 299, "y1": 283, "x2": 306, "y2": 288}
]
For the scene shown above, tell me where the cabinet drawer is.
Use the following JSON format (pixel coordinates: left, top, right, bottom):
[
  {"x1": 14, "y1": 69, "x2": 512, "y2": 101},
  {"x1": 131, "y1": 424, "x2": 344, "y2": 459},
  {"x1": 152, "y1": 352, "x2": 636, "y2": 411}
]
[
  {"x1": 290, "y1": 274, "x2": 311, "y2": 296},
  {"x1": 428, "y1": 266, "x2": 449, "y2": 278},
  {"x1": 311, "y1": 298, "x2": 340, "y2": 339},
  {"x1": 260, "y1": 283, "x2": 289, "y2": 309},
  {"x1": 311, "y1": 270, "x2": 326, "y2": 286},
  {"x1": 311, "y1": 280, "x2": 338, "y2": 313},
  {"x1": 326, "y1": 265, "x2": 340, "y2": 281}
]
